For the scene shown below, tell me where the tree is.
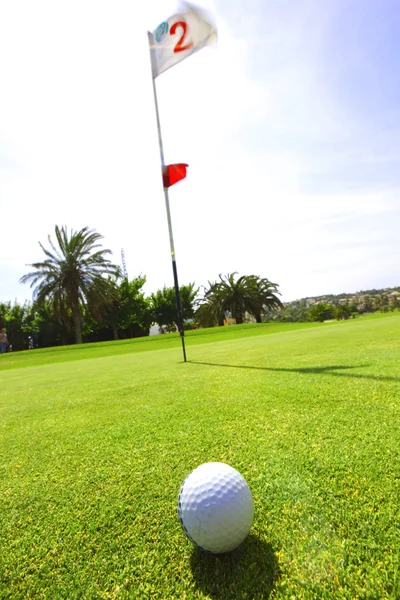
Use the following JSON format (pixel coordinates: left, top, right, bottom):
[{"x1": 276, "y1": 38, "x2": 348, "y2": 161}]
[
  {"x1": 151, "y1": 283, "x2": 198, "y2": 331},
  {"x1": 20, "y1": 225, "x2": 120, "y2": 344},
  {"x1": 389, "y1": 294, "x2": 400, "y2": 311},
  {"x1": 110, "y1": 276, "x2": 153, "y2": 339},
  {"x1": 29, "y1": 302, "x2": 72, "y2": 347},
  {"x1": 0, "y1": 301, "x2": 34, "y2": 351},
  {"x1": 199, "y1": 273, "x2": 282, "y2": 325},
  {"x1": 197, "y1": 281, "x2": 226, "y2": 327},
  {"x1": 83, "y1": 275, "x2": 153, "y2": 342},
  {"x1": 0, "y1": 302, "x2": 10, "y2": 331},
  {"x1": 199, "y1": 274, "x2": 250, "y2": 325},
  {"x1": 268, "y1": 299, "x2": 309, "y2": 323},
  {"x1": 179, "y1": 283, "x2": 199, "y2": 322},
  {"x1": 308, "y1": 302, "x2": 335, "y2": 322},
  {"x1": 335, "y1": 303, "x2": 352, "y2": 320},
  {"x1": 195, "y1": 296, "x2": 220, "y2": 328},
  {"x1": 378, "y1": 294, "x2": 389, "y2": 312},
  {"x1": 6, "y1": 302, "x2": 30, "y2": 351},
  {"x1": 359, "y1": 295, "x2": 373, "y2": 313},
  {"x1": 247, "y1": 276, "x2": 283, "y2": 322}
]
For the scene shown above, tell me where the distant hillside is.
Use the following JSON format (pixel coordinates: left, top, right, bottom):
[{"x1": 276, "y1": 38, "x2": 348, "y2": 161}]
[{"x1": 285, "y1": 286, "x2": 400, "y2": 310}]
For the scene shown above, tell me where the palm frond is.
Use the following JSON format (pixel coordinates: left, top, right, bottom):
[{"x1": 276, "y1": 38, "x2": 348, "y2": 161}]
[{"x1": 20, "y1": 225, "x2": 120, "y2": 343}]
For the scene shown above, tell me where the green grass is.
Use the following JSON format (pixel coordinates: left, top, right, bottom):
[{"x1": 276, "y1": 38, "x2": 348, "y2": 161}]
[
  {"x1": 0, "y1": 321, "x2": 327, "y2": 371},
  {"x1": 1, "y1": 313, "x2": 399, "y2": 599}
]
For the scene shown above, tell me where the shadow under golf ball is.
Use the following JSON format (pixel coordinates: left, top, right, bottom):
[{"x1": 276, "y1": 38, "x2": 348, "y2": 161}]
[{"x1": 189, "y1": 533, "x2": 279, "y2": 599}]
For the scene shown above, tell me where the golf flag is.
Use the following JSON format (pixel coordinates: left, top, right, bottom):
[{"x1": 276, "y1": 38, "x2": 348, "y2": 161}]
[
  {"x1": 149, "y1": 2, "x2": 217, "y2": 78},
  {"x1": 162, "y1": 164, "x2": 189, "y2": 188}
]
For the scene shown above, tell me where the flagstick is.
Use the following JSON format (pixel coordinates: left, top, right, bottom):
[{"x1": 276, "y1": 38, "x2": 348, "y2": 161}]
[{"x1": 149, "y1": 34, "x2": 187, "y2": 362}]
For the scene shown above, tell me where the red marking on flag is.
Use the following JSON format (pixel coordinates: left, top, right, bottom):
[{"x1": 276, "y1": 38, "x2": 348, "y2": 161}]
[{"x1": 170, "y1": 21, "x2": 194, "y2": 53}]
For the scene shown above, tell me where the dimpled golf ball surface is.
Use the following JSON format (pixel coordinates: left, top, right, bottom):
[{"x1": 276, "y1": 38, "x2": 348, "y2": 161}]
[{"x1": 177, "y1": 462, "x2": 254, "y2": 554}]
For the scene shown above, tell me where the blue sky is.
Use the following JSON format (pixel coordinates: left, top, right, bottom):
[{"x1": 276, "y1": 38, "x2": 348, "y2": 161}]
[{"x1": 0, "y1": 0, "x2": 399, "y2": 304}]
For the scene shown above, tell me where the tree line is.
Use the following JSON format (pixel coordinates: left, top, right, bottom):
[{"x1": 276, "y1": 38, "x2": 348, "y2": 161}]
[
  {"x1": 1, "y1": 226, "x2": 283, "y2": 351},
  {"x1": 2, "y1": 226, "x2": 397, "y2": 352},
  {"x1": 0, "y1": 278, "x2": 197, "y2": 351}
]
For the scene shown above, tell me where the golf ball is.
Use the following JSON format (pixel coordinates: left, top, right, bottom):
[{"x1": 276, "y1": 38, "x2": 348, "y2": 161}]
[{"x1": 177, "y1": 462, "x2": 254, "y2": 554}]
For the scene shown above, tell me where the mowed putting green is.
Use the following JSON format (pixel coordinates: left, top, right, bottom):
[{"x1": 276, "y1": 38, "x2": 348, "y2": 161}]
[{"x1": 1, "y1": 314, "x2": 399, "y2": 599}]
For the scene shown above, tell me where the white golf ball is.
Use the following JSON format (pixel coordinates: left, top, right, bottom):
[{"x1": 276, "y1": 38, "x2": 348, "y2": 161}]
[{"x1": 177, "y1": 462, "x2": 254, "y2": 554}]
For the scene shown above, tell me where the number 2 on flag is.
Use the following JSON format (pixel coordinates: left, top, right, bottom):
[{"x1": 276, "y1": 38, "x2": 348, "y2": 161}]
[{"x1": 170, "y1": 21, "x2": 194, "y2": 53}]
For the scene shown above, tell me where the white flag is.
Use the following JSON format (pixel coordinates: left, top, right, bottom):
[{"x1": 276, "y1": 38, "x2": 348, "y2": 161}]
[{"x1": 148, "y1": 2, "x2": 217, "y2": 79}]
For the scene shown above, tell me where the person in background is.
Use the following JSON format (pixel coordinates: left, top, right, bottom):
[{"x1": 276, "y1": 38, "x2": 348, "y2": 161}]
[{"x1": 0, "y1": 328, "x2": 8, "y2": 354}]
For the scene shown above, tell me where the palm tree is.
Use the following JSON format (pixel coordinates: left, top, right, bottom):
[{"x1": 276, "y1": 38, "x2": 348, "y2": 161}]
[
  {"x1": 200, "y1": 273, "x2": 249, "y2": 325},
  {"x1": 201, "y1": 278, "x2": 234, "y2": 325},
  {"x1": 196, "y1": 281, "x2": 225, "y2": 328},
  {"x1": 199, "y1": 273, "x2": 283, "y2": 325},
  {"x1": 20, "y1": 225, "x2": 120, "y2": 344},
  {"x1": 248, "y1": 275, "x2": 283, "y2": 322}
]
